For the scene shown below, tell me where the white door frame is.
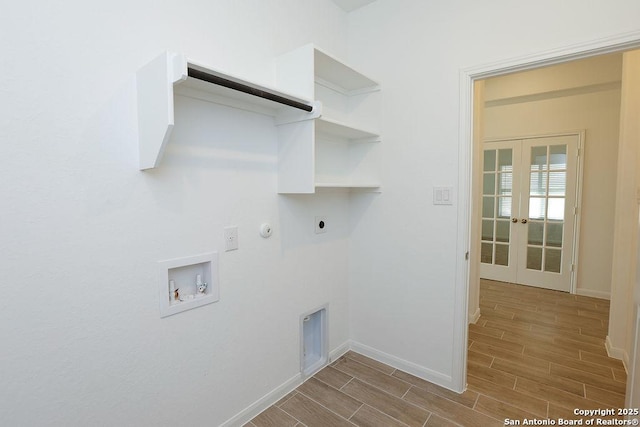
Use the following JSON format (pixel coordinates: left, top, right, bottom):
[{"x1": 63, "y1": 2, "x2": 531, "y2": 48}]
[{"x1": 452, "y1": 30, "x2": 640, "y2": 393}]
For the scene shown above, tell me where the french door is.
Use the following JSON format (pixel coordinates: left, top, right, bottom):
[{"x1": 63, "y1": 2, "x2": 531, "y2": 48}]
[{"x1": 479, "y1": 134, "x2": 580, "y2": 292}]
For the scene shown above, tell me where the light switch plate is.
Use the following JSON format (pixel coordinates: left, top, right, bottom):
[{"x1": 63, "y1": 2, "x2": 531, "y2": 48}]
[{"x1": 433, "y1": 187, "x2": 454, "y2": 205}]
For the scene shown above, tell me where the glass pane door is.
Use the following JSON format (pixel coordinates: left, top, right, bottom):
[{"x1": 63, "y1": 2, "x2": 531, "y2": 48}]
[
  {"x1": 480, "y1": 142, "x2": 520, "y2": 286},
  {"x1": 481, "y1": 148, "x2": 513, "y2": 266},
  {"x1": 525, "y1": 144, "x2": 567, "y2": 273},
  {"x1": 480, "y1": 134, "x2": 579, "y2": 293},
  {"x1": 516, "y1": 135, "x2": 578, "y2": 292}
]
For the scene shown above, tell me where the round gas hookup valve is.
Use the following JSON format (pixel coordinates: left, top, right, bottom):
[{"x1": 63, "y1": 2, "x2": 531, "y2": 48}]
[{"x1": 260, "y1": 223, "x2": 273, "y2": 238}]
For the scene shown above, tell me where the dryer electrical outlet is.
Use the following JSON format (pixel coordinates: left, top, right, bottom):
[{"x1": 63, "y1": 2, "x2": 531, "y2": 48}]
[{"x1": 315, "y1": 216, "x2": 327, "y2": 234}]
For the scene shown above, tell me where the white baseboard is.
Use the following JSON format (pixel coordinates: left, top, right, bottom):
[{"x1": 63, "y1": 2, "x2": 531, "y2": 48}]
[
  {"x1": 576, "y1": 288, "x2": 611, "y2": 300},
  {"x1": 222, "y1": 339, "x2": 351, "y2": 427},
  {"x1": 606, "y1": 335, "x2": 629, "y2": 373},
  {"x1": 220, "y1": 372, "x2": 303, "y2": 427},
  {"x1": 224, "y1": 340, "x2": 456, "y2": 425},
  {"x1": 469, "y1": 307, "x2": 481, "y2": 324},
  {"x1": 350, "y1": 341, "x2": 453, "y2": 389},
  {"x1": 329, "y1": 340, "x2": 351, "y2": 363}
]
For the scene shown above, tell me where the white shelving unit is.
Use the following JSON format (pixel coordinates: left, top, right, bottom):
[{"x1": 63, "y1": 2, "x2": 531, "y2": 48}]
[
  {"x1": 136, "y1": 51, "x2": 319, "y2": 170},
  {"x1": 276, "y1": 44, "x2": 382, "y2": 194},
  {"x1": 135, "y1": 48, "x2": 381, "y2": 194}
]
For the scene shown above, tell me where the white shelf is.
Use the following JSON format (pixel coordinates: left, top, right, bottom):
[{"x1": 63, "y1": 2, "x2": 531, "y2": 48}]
[
  {"x1": 316, "y1": 117, "x2": 380, "y2": 142},
  {"x1": 276, "y1": 44, "x2": 382, "y2": 194},
  {"x1": 315, "y1": 182, "x2": 381, "y2": 191},
  {"x1": 313, "y1": 48, "x2": 380, "y2": 95},
  {"x1": 136, "y1": 52, "x2": 318, "y2": 170}
]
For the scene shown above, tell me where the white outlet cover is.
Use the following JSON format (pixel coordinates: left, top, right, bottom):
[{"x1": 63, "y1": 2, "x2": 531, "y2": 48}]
[
  {"x1": 315, "y1": 216, "x2": 327, "y2": 234},
  {"x1": 224, "y1": 226, "x2": 239, "y2": 251}
]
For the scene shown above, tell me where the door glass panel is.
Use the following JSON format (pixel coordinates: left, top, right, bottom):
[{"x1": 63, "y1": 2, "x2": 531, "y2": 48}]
[
  {"x1": 483, "y1": 140, "x2": 574, "y2": 287},
  {"x1": 527, "y1": 247, "x2": 543, "y2": 270},
  {"x1": 549, "y1": 145, "x2": 567, "y2": 170},
  {"x1": 529, "y1": 197, "x2": 546, "y2": 220},
  {"x1": 496, "y1": 220, "x2": 510, "y2": 243},
  {"x1": 548, "y1": 198, "x2": 565, "y2": 221},
  {"x1": 481, "y1": 243, "x2": 493, "y2": 264},
  {"x1": 531, "y1": 146, "x2": 548, "y2": 171},
  {"x1": 495, "y1": 244, "x2": 509, "y2": 266},
  {"x1": 498, "y1": 149, "x2": 513, "y2": 172},
  {"x1": 484, "y1": 150, "x2": 496, "y2": 172},
  {"x1": 482, "y1": 197, "x2": 495, "y2": 218},
  {"x1": 530, "y1": 172, "x2": 547, "y2": 196},
  {"x1": 482, "y1": 220, "x2": 494, "y2": 241},
  {"x1": 483, "y1": 174, "x2": 496, "y2": 195},
  {"x1": 546, "y1": 222, "x2": 563, "y2": 247},
  {"x1": 498, "y1": 172, "x2": 512, "y2": 195},
  {"x1": 528, "y1": 221, "x2": 544, "y2": 245},
  {"x1": 545, "y1": 249, "x2": 561, "y2": 273},
  {"x1": 548, "y1": 172, "x2": 566, "y2": 196},
  {"x1": 497, "y1": 197, "x2": 512, "y2": 219}
]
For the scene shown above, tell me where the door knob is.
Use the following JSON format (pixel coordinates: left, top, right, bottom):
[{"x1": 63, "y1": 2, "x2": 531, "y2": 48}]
[
  {"x1": 511, "y1": 218, "x2": 518, "y2": 223},
  {"x1": 521, "y1": 219, "x2": 528, "y2": 224}
]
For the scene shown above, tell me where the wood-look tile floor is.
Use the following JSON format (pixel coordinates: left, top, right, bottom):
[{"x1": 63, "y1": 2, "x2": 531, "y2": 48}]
[{"x1": 247, "y1": 280, "x2": 628, "y2": 427}]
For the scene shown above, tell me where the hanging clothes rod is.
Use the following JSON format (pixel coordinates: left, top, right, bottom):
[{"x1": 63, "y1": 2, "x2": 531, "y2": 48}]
[{"x1": 187, "y1": 67, "x2": 313, "y2": 112}]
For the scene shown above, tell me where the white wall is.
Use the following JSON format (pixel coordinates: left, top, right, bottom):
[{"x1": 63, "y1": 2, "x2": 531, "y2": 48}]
[
  {"x1": 482, "y1": 54, "x2": 622, "y2": 299},
  {"x1": 0, "y1": 1, "x2": 352, "y2": 425},
  {"x1": 347, "y1": 0, "x2": 640, "y2": 390},
  {"x1": 609, "y1": 49, "x2": 640, "y2": 367}
]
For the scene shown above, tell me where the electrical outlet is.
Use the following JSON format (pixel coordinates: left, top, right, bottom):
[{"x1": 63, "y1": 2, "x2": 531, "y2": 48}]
[
  {"x1": 224, "y1": 226, "x2": 238, "y2": 251},
  {"x1": 315, "y1": 216, "x2": 327, "y2": 234}
]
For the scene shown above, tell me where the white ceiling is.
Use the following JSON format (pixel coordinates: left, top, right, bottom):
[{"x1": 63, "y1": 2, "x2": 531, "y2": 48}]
[{"x1": 332, "y1": 0, "x2": 377, "y2": 12}]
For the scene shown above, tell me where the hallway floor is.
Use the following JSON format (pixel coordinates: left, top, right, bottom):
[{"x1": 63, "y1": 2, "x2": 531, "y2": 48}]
[{"x1": 246, "y1": 280, "x2": 627, "y2": 426}]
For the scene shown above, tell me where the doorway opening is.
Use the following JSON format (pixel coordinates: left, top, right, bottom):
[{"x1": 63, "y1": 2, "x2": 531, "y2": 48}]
[{"x1": 454, "y1": 32, "x2": 640, "y2": 396}]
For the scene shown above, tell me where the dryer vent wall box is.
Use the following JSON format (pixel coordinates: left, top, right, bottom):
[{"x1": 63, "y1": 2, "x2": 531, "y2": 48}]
[{"x1": 300, "y1": 306, "x2": 328, "y2": 377}]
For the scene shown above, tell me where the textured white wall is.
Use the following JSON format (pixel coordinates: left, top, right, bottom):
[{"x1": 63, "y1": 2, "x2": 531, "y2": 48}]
[
  {"x1": 0, "y1": 1, "x2": 351, "y2": 425},
  {"x1": 347, "y1": 0, "x2": 640, "y2": 389}
]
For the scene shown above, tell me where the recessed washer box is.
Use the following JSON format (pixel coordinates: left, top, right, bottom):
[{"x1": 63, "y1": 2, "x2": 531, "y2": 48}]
[{"x1": 157, "y1": 252, "x2": 219, "y2": 318}]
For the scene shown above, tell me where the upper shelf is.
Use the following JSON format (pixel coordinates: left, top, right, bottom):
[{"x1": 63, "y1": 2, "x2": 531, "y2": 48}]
[
  {"x1": 313, "y1": 48, "x2": 380, "y2": 94},
  {"x1": 276, "y1": 44, "x2": 380, "y2": 99},
  {"x1": 136, "y1": 51, "x2": 319, "y2": 170}
]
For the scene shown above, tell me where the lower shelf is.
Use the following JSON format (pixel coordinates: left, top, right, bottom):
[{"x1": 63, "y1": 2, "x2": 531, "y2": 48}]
[{"x1": 315, "y1": 182, "x2": 381, "y2": 192}]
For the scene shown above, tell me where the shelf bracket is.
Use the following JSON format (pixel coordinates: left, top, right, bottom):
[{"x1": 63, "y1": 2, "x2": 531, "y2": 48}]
[{"x1": 136, "y1": 52, "x2": 187, "y2": 170}]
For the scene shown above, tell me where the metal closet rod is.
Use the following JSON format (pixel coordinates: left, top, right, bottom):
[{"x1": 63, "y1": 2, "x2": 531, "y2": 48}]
[{"x1": 187, "y1": 67, "x2": 313, "y2": 112}]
